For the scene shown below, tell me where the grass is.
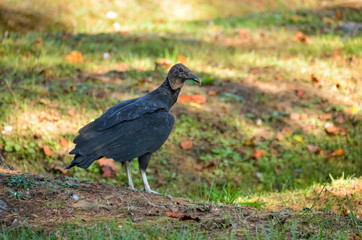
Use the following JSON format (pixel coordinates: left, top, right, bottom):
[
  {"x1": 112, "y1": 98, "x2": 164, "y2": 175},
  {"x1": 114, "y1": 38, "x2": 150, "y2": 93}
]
[{"x1": 0, "y1": 0, "x2": 361, "y2": 238}]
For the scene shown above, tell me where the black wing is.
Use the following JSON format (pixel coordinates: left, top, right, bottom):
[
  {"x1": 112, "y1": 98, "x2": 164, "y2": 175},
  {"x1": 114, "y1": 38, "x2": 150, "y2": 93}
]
[{"x1": 67, "y1": 111, "x2": 174, "y2": 168}]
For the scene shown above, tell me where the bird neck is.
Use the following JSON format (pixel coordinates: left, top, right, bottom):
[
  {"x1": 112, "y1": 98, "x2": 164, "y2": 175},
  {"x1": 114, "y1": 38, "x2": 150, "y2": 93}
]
[{"x1": 153, "y1": 77, "x2": 181, "y2": 110}]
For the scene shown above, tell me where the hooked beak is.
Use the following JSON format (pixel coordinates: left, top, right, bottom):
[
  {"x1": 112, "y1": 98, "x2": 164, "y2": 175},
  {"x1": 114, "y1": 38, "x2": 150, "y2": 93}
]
[{"x1": 189, "y1": 73, "x2": 202, "y2": 85}]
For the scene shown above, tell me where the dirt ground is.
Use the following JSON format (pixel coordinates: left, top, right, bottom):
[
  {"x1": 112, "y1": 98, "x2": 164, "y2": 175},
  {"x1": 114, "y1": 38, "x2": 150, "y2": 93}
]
[{"x1": 0, "y1": 167, "x2": 360, "y2": 239}]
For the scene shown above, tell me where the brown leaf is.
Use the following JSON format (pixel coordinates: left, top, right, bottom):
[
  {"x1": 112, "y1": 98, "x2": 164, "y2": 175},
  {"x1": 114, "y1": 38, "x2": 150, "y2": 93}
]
[
  {"x1": 60, "y1": 137, "x2": 69, "y2": 148},
  {"x1": 178, "y1": 94, "x2": 191, "y2": 103},
  {"x1": 324, "y1": 122, "x2": 339, "y2": 134},
  {"x1": 335, "y1": 114, "x2": 345, "y2": 124},
  {"x1": 270, "y1": 148, "x2": 278, "y2": 156},
  {"x1": 328, "y1": 149, "x2": 344, "y2": 158},
  {"x1": 295, "y1": 89, "x2": 305, "y2": 97},
  {"x1": 307, "y1": 145, "x2": 321, "y2": 154},
  {"x1": 42, "y1": 145, "x2": 53, "y2": 156},
  {"x1": 318, "y1": 113, "x2": 332, "y2": 120},
  {"x1": 252, "y1": 149, "x2": 267, "y2": 159},
  {"x1": 281, "y1": 126, "x2": 292, "y2": 133},
  {"x1": 180, "y1": 140, "x2": 193, "y2": 150},
  {"x1": 66, "y1": 51, "x2": 83, "y2": 63},
  {"x1": 166, "y1": 212, "x2": 182, "y2": 218},
  {"x1": 191, "y1": 95, "x2": 206, "y2": 104}
]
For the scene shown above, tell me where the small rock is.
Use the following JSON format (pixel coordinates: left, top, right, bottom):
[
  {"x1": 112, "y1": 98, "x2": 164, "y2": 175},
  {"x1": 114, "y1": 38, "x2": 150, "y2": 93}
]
[{"x1": 72, "y1": 194, "x2": 79, "y2": 201}]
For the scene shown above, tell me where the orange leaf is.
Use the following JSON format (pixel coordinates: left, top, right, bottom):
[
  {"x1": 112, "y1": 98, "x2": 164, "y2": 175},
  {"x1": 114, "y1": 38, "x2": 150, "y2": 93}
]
[
  {"x1": 208, "y1": 91, "x2": 217, "y2": 96},
  {"x1": 178, "y1": 94, "x2": 191, "y2": 103},
  {"x1": 66, "y1": 51, "x2": 83, "y2": 63},
  {"x1": 325, "y1": 122, "x2": 339, "y2": 134},
  {"x1": 329, "y1": 149, "x2": 344, "y2": 158},
  {"x1": 311, "y1": 73, "x2": 321, "y2": 83},
  {"x1": 252, "y1": 149, "x2": 267, "y2": 159},
  {"x1": 166, "y1": 212, "x2": 182, "y2": 218},
  {"x1": 180, "y1": 140, "x2": 193, "y2": 150},
  {"x1": 177, "y1": 55, "x2": 186, "y2": 65},
  {"x1": 60, "y1": 137, "x2": 69, "y2": 148},
  {"x1": 318, "y1": 113, "x2": 332, "y2": 120},
  {"x1": 42, "y1": 145, "x2": 53, "y2": 156},
  {"x1": 251, "y1": 199, "x2": 258, "y2": 203},
  {"x1": 191, "y1": 95, "x2": 206, "y2": 104},
  {"x1": 291, "y1": 32, "x2": 312, "y2": 44},
  {"x1": 98, "y1": 158, "x2": 119, "y2": 178}
]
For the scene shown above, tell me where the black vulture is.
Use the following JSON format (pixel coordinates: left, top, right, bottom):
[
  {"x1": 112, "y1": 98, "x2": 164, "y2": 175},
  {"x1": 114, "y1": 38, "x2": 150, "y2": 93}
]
[{"x1": 66, "y1": 64, "x2": 201, "y2": 195}]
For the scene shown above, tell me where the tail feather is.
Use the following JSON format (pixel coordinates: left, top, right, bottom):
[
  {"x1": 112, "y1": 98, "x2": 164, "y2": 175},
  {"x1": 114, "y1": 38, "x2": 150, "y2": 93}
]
[{"x1": 65, "y1": 154, "x2": 99, "y2": 169}]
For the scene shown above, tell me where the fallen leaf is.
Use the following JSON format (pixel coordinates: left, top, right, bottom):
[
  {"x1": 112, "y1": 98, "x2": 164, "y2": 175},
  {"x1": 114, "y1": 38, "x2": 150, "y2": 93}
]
[
  {"x1": 325, "y1": 122, "x2": 339, "y2": 134},
  {"x1": 251, "y1": 199, "x2": 258, "y2": 203},
  {"x1": 328, "y1": 149, "x2": 344, "y2": 158},
  {"x1": 270, "y1": 148, "x2": 278, "y2": 156},
  {"x1": 311, "y1": 73, "x2": 321, "y2": 83},
  {"x1": 98, "y1": 158, "x2": 119, "y2": 178},
  {"x1": 166, "y1": 212, "x2": 182, "y2": 218},
  {"x1": 290, "y1": 112, "x2": 300, "y2": 120},
  {"x1": 318, "y1": 113, "x2": 332, "y2": 120},
  {"x1": 237, "y1": 28, "x2": 250, "y2": 39},
  {"x1": 291, "y1": 32, "x2": 312, "y2": 44},
  {"x1": 42, "y1": 145, "x2": 53, "y2": 156},
  {"x1": 251, "y1": 149, "x2": 267, "y2": 159},
  {"x1": 189, "y1": 102, "x2": 202, "y2": 109},
  {"x1": 294, "y1": 135, "x2": 304, "y2": 143},
  {"x1": 295, "y1": 89, "x2": 305, "y2": 97},
  {"x1": 180, "y1": 140, "x2": 193, "y2": 150},
  {"x1": 66, "y1": 51, "x2": 83, "y2": 63},
  {"x1": 155, "y1": 58, "x2": 171, "y2": 70},
  {"x1": 307, "y1": 145, "x2": 321, "y2": 154},
  {"x1": 350, "y1": 105, "x2": 359, "y2": 115},
  {"x1": 244, "y1": 139, "x2": 254, "y2": 146},
  {"x1": 335, "y1": 114, "x2": 345, "y2": 124},
  {"x1": 208, "y1": 91, "x2": 217, "y2": 96},
  {"x1": 191, "y1": 95, "x2": 206, "y2": 104},
  {"x1": 276, "y1": 132, "x2": 284, "y2": 141},
  {"x1": 60, "y1": 138, "x2": 69, "y2": 148},
  {"x1": 340, "y1": 208, "x2": 348, "y2": 216},
  {"x1": 178, "y1": 94, "x2": 191, "y2": 103},
  {"x1": 281, "y1": 126, "x2": 292, "y2": 133},
  {"x1": 177, "y1": 55, "x2": 186, "y2": 65},
  {"x1": 50, "y1": 164, "x2": 68, "y2": 174}
]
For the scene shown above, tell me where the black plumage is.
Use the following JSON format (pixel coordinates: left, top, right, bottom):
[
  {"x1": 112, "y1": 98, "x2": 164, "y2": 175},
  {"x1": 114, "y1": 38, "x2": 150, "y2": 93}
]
[{"x1": 66, "y1": 64, "x2": 200, "y2": 195}]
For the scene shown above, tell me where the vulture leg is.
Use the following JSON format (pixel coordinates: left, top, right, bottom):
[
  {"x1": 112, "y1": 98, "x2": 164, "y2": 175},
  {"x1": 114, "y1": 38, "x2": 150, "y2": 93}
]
[
  {"x1": 123, "y1": 160, "x2": 135, "y2": 190},
  {"x1": 138, "y1": 153, "x2": 161, "y2": 195}
]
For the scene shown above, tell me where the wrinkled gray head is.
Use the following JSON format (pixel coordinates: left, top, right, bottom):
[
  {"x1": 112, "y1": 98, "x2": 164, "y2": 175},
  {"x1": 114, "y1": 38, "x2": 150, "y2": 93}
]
[{"x1": 167, "y1": 64, "x2": 201, "y2": 90}]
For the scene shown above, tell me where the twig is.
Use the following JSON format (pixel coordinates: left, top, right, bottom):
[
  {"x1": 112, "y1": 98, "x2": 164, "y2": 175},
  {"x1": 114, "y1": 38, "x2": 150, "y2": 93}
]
[{"x1": 5, "y1": 79, "x2": 18, "y2": 105}]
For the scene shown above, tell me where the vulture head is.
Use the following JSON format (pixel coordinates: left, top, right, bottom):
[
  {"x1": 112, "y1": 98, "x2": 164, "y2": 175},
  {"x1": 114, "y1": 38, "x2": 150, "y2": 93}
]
[{"x1": 167, "y1": 64, "x2": 201, "y2": 90}]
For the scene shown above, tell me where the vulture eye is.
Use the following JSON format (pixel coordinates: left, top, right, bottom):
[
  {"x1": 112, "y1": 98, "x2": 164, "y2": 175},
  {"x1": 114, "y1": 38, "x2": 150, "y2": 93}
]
[{"x1": 179, "y1": 68, "x2": 183, "y2": 72}]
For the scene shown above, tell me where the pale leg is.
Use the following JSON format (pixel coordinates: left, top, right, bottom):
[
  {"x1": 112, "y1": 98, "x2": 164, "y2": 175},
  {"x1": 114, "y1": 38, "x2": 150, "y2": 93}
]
[
  {"x1": 140, "y1": 169, "x2": 161, "y2": 195},
  {"x1": 124, "y1": 161, "x2": 135, "y2": 190}
]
